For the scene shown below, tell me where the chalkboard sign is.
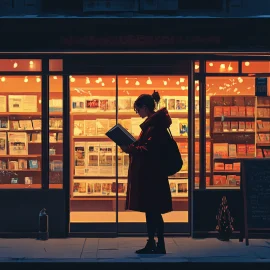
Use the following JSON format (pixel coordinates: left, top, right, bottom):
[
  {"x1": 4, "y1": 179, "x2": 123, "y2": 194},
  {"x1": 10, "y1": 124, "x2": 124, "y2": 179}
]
[
  {"x1": 241, "y1": 159, "x2": 270, "y2": 245},
  {"x1": 255, "y1": 77, "x2": 268, "y2": 97}
]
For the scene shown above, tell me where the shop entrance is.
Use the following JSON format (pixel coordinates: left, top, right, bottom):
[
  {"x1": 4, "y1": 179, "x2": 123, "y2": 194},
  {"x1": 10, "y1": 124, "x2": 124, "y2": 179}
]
[{"x1": 67, "y1": 55, "x2": 193, "y2": 235}]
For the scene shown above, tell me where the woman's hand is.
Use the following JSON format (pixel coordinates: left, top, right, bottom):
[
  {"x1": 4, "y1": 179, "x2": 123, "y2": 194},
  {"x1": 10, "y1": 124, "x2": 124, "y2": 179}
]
[{"x1": 120, "y1": 145, "x2": 129, "y2": 153}]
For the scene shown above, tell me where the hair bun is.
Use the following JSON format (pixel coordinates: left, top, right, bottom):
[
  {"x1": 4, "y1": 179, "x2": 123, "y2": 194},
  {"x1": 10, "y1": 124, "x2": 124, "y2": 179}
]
[{"x1": 152, "y1": 90, "x2": 160, "y2": 104}]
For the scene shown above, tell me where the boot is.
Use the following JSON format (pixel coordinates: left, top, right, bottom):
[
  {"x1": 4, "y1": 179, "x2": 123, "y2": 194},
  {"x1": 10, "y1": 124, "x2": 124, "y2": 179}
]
[
  {"x1": 155, "y1": 238, "x2": 166, "y2": 254},
  {"x1": 135, "y1": 239, "x2": 156, "y2": 254}
]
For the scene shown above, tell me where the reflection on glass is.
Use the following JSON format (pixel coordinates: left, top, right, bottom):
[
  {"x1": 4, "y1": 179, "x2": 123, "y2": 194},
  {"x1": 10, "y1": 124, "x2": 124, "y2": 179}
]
[
  {"x1": 69, "y1": 75, "x2": 116, "y2": 223},
  {"x1": 49, "y1": 76, "x2": 63, "y2": 188},
  {"x1": 0, "y1": 76, "x2": 42, "y2": 188},
  {"x1": 207, "y1": 77, "x2": 258, "y2": 190},
  {"x1": 117, "y1": 76, "x2": 189, "y2": 224}
]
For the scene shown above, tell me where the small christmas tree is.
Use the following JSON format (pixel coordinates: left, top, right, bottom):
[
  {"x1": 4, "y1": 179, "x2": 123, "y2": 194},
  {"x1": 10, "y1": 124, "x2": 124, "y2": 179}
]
[{"x1": 216, "y1": 196, "x2": 234, "y2": 241}]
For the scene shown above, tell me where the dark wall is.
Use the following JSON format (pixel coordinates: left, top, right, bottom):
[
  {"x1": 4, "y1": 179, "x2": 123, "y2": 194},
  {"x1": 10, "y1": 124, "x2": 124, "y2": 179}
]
[
  {"x1": 193, "y1": 190, "x2": 242, "y2": 232},
  {"x1": 0, "y1": 190, "x2": 66, "y2": 237}
]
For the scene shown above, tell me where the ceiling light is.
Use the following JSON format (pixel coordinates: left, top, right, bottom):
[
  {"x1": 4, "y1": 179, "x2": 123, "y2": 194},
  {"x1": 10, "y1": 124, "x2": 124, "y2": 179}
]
[
  {"x1": 86, "y1": 77, "x2": 90, "y2": 84},
  {"x1": 98, "y1": 77, "x2": 102, "y2": 82},
  {"x1": 70, "y1": 77, "x2": 76, "y2": 83},
  {"x1": 220, "y1": 64, "x2": 225, "y2": 69},
  {"x1": 24, "y1": 76, "x2": 28, "y2": 83},
  {"x1": 112, "y1": 78, "x2": 115, "y2": 83},
  {"x1": 176, "y1": 81, "x2": 180, "y2": 85},
  {"x1": 36, "y1": 77, "x2": 41, "y2": 83},
  {"x1": 146, "y1": 77, "x2": 152, "y2": 85},
  {"x1": 209, "y1": 62, "x2": 213, "y2": 67},
  {"x1": 228, "y1": 66, "x2": 233, "y2": 71},
  {"x1": 101, "y1": 82, "x2": 105, "y2": 86},
  {"x1": 245, "y1": 62, "x2": 250, "y2": 66},
  {"x1": 1, "y1": 77, "x2": 5, "y2": 82},
  {"x1": 195, "y1": 64, "x2": 199, "y2": 70},
  {"x1": 13, "y1": 62, "x2": 18, "y2": 68},
  {"x1": 163, "y1": 81, "x2": 167, "y2": 86},
  {"x1": 180, "y1": 78, "x2": 185, "y2": 83},
  {"x1": 53, "y1": 76, "x2": 57, "y2": 80},
  {"x1": 29, "y1": 61, "x2": 34, "y2": 65},
  {"x1": 181, "y1": 86, "x2": 185, "y2": 90},
  {"x1": 135, "y1": 81, "x2": 140, "y2": 86},
  {"x1": 125, "y1": 79, "x2": 129, "y2": 84}
]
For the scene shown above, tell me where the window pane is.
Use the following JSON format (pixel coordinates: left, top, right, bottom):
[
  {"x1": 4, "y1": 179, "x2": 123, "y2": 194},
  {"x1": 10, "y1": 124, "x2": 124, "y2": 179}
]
[
  {"x1": 49, "y1": 60, "x2": 63, "y2": 71},
  {"x1": 242, "y1": 61, "x2": 270, "y2": 73},
  {"x1": 69, "y1": 75, "x2": 116, "y2": 224},
  {"x1": 0, "y1": 76, "x2": 42, "y2": 188},
  {"x1": 206, "y1": 61, "x2": 238, "y2": 73},
  {"x1": 0, "y1": 59, "x2": 41, "y2": 72},
  {"x1": 118, "y1": 75, "x2": 189, "y2": 224},
  {"x1": 49, "y1": 76, "x2": 63, "y2": 188},
  {"x1": 207, "y1": 77, "x2": 256, "y2": 190}
]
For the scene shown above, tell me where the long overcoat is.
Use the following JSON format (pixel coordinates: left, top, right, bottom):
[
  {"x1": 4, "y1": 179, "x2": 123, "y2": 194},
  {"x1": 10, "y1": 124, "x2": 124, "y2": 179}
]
[{"x1": 125, "y1": 108, "x2": 173, "y2": 214}]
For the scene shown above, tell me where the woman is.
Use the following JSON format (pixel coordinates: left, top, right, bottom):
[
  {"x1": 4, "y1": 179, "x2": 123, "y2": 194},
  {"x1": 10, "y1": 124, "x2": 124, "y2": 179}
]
[{"x1": 120, "y1": 90, "x2": 173, "y2": 254}]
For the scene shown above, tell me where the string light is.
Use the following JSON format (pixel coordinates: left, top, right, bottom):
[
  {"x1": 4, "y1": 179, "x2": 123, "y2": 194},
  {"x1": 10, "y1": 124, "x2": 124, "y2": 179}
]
[
  {"x1": 209, "y1": 62, "x2": 214, "y2": 67},
  {"x1": 238, "y1": 77, "x2": 243, "y2": 83},
  {"x1": 13, "y1": 62, "x2": 18, "y2": 68},
  {"x1": 53, "y1": 76, "x2": 57, "y2": 80},
  {"x1": 125, "y1": 78, "x2": 129, "y2": 85},
  {"x1": 146, "y1": 77, "x2": 152, "y2": 85},
  {"x1": 180, "y1": 78, "x2": 185, "y2": 83},
  {"x1": 70, "y1": 77, "x2": 75, "y2": 83},
  {"x1": 176, "y1": 81, "x2": 180, "y2": 85},
  {"x1": 181, "y1": 86, "x2": 185, "y2": 90},
  {"x1": 112, "y1": 78, "x2": 115, "y2": 83},
  {"x1": 135, "y1": 81, "x2": 140, "y2": 86},
  {"x1": 163, "y1": 81, "x2": 167, "y2": 86},
  {"x1": 86, "y1": 77, "x2": 90, "y2": 84},
  {"x1": 195, "y1": 64, "x2": 199, "y2": 70},
  {"x1": 36, "y1": 77, "x2": 41, "y2": 83},
  {"x1": 29, "y1": 61, "x2": 34, "y2": 65},
  {"x1": 245, "y1": 62, "x2": 250, "y2": 66},
  {"x1": 101, "y1": 82, "x2": 105, "y2": 86},
  {"x1": 1, "y1": 77, "x2": 5, "y2": 82},
  {"x1": 24, "y1": 76, "x2": 28, "y2": 83}
]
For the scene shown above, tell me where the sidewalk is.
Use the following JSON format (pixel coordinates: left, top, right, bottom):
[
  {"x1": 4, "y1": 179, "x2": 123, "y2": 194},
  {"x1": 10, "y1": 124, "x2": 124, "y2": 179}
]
[{"x1": 0, "y1": 237, "x2": 270, "y2": 264}]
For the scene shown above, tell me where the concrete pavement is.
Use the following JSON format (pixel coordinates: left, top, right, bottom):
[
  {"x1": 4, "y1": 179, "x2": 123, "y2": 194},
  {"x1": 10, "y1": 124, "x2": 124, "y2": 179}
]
[{"x1": 0, "y1": 237, "x2": 269, "y2": 263}]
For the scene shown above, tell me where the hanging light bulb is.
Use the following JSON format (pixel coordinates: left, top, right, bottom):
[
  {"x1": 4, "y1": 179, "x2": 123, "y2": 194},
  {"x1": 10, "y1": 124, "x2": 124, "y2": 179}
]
[
  {"x1": 98, "y1": 77, "x2": 102, "y2": 82},
  {"x1": 24, "y1": 76, "x2": 28, "y2": 83},
  {"x1": 195, "y1": 64, "x2": 199, "y2": 70},
  {"x1": 101, "y1": 82, "x2": 105, "y2": 86},
  {"x1": 245, "y1": 62, "x2": 250, "y2": 66},
  {"x1": 180, "y1": 78, "x2": 185, "y2": 83},
  {"x1": 53, "y1": 76, "x2": 57, "y2": 80},
  {"x1": 125, "y1": 78, "x2": 129, "y2": 85},
  {"x1": 29, "y1": 61, "x2": 34, "y2": 65},
  {"x1": 209, "y1": 62, "x2": 214, "y2": 67},
  {"x1": 220, "y1": 64, "x2": 225, "y2": 69},
  {"x1": 135, "y1": 81, "x2": 140, "y2": 86},
  {"x1": 176, "y1": 81, "x2": 180, "y2": 85},
  {"x1": 196, "y1": 86, "x2": 199, "y2": 91},
  {"x1": 1, "y1": 77, "x2": 5, "y2": 82},
  {"x1": 238, "y1": 77, "x2": 243, "y2": 83},
  {"x1": 146, "y1": 77, "x2": 152, "y2": 85},
  {"x1": 163, "y1": 81, "x2": 167, "y2": 86},
  {"x1": 86, "y1": 77, "x2": 90, "y2": 84},
  {"x1": 181, "y1": 86, "x2": 185, "y2": 90},
  {"x1": 13, "y1": 62, "x2": 18, "y2": 68},
  {"x1": 70, "y1": 77, "x2": 75, "y2": 83},
  {"x1": 234, "y1": 88, "x2": 238, "y2": 92},
  {"x1": 228, "y1": 66, "x2": 233, "y2": 71},
  {"x1": 36, "y1": 77, "x2": 41, "y2": 83}
]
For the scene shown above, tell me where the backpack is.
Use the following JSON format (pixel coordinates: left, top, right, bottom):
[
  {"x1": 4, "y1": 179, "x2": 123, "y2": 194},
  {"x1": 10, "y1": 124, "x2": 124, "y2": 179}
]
[{"x1": 164, "y1": 128, "x2": 183, "y2": 176}]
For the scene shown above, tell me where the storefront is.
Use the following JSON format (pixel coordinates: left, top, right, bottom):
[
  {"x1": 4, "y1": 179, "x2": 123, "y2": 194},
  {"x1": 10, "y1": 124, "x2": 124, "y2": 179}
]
[{"x1": 0, "y1": 17, "x2": 269, "y2": 238}]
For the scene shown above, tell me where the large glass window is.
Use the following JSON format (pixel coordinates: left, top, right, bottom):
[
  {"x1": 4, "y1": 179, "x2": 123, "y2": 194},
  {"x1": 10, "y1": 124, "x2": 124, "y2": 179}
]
[
  {"x1": 0, "y1": 76, "x2": 42, "y2": 188},
  {"x1": 0, "y1": 59, "x2": 41, "y2": 72},
  {"x1": 117, "y1": 75, "x2": 189, "y2": 224},
  {"x1": 69, "y1": 75, "x2": 116, "y2": 223}
]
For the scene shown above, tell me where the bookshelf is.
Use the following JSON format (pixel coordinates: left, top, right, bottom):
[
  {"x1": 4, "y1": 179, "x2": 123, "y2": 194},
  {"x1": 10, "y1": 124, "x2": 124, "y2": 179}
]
[{"x1": 209, "y1": 95, "x2": 270, "y2": 189}]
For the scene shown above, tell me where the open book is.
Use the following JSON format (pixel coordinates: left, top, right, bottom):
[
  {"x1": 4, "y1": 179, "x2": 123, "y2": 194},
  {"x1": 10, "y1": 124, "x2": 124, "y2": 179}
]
[{"x1": 105, "y1": 124, "x2": 136, "y2": 146}]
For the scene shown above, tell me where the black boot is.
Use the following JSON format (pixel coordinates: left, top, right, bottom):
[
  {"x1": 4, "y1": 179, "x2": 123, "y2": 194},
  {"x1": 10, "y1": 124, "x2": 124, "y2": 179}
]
[
  {"x1": 155, "y1": 239, "x2": 166, "y2": 254},
  {"x1": 135, "y1": 239, "x2": 156, "y2": 254}
]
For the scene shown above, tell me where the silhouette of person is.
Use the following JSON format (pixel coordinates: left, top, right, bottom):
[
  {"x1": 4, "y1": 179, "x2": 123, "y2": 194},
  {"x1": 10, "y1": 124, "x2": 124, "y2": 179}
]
[{"x1": 120, "y1": 90, "x2": 173, "y2": 254}]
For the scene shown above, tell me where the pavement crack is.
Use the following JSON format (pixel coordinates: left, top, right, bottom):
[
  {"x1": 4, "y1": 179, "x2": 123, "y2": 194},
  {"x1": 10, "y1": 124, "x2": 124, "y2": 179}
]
[{"x1": 80, "y1": 238, "x2": 87, "y2": 259}]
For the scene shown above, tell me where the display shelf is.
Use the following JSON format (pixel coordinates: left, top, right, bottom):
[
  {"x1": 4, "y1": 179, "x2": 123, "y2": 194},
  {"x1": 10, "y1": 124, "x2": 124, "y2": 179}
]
[
  {"x1": 214, "y1": 157, "x2": 254, "y2": 161},
  {"x1": 213, "y1": 131, "x2": 255, "y2": 134},
  {"x1": 0, "y1": 184, "x2": 42, "y2": 189},
  {"x1": 257, "y1": 117, "x2": 270, "y2": 120},
  {"x1": 0, "y1": 155, "x2": 41, "y2": 158},
  {"x1": 257, "y1": 129, "x2": 270, "y2": 133},
  {"x1": 0, "y1": 112, "x2": 41, "y2": 116},
  {"x1": 71, "y1": 197, "x2": 188, "y2": 201},
  {"x1": 256, "y1": 143, "x2": 270, "y2": 147},
  {"x1": 206, "y1": 186, "x2": 240, "y2": 190},
  {"x1": 213, "y1": 171, "x2": 240, "y2": 174},
  {"x1": 0, "y1": 169, "x2": 41, "y2": 172},
  {"x1": 257, "y1": 105, "x2": 270, "y2": 108},
  {"x1": 214, "y1": 116, "x2": 255, "y2": 120}
]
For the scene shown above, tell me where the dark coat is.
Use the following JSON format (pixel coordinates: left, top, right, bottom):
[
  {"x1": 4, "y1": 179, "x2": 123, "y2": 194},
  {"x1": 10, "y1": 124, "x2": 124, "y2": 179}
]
[{"x1": 125, "y1": 108, "x2": 173, "y2": 214}]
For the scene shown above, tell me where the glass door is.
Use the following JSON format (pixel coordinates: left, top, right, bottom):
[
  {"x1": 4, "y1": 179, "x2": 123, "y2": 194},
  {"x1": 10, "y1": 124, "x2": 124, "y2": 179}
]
[{"x1": 117, "y1": 75, "x2": 190, "y2": 234}]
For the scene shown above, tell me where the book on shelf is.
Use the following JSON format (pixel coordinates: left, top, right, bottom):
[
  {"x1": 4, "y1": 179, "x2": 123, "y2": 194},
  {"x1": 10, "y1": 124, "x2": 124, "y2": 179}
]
[
  {"x1": 84, "y1": 120, "x2": 96, "y2": 136},
  {"x1": 8, "y1": 132, "x2": 28, "y2": 155},
  {"x1": 24, "y1": 177, "x2": 33, "y2": 184},
  {"x1": 74, "y1": 120, "x2": 84, "y2": 136},
  {"x1": 19, "y1": 120, "x2": 33, "y2": 130},
  {"x1": 18, "y1": 159, "x2": 27, "y2": 169},
  {"x1": 11, "y1": 177, "x2": 19, "y2": 184},
  {"x1": 0, "y1": 117, "x2": 9, "y2": 130},
  {"x1": 29, "y1": 160, "x2": 39, "y2": 169},
  {"x1": 32, "y1": 119, "x2": 41, "y2": 130},
  {"x1": 96, "y1": 119, "x2": 109, "y2": 136},
  {"x1": 50, "y1": 160, "x2": 63, "y2": 171},
  {"x1": 86, "y1": 97, "x2": 99, "y2": 111},
  {"x1": 8, "y1": 95, "x2": 37, "y2": 112},
  {"x1": 118, "y1": 97, "x2": 131, "y2": 111},
  {"x1": 105, "y1": 124, "x2": 136, "y2": 146},
  {"x1": 49, "y1": 99, "x2": 62, "y2": 112},
  {"x1": 0, "y1": 96, "x2": 6, "y2": 112},
  {"x1": 0, "y1": 132, "x2": 7, "y2": 155},
  {"x1": 49, "y1": 118, "x2": 62, "y2": 129}
]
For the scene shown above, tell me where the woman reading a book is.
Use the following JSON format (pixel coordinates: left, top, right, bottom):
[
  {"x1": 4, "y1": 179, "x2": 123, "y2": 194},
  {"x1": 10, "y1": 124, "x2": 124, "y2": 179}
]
[{"x1": 120, "y1": 91, "x2": 173, "y2": 254}]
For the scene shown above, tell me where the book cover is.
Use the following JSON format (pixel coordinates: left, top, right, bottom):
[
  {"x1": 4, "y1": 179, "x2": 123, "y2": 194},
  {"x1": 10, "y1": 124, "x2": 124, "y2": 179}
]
[
  {"x1": 8, "y1": 132, "x2": 28, "y2": 155},
  {"x1": 71, "y1": 96, "x2": 85, "y2": 112},
  {"x1": 96, "y1": 119, "x2": 109, "y2": 136},
  {"x1": 0, "y1": 117, "x2": 9, "y2": 130},
  {"x1": 213, "y1": 143, "x2": 228, "y2": 158},
  {"x1": 74, "y1": 120, "x2": 84, "y2": 136},
  {"x1": 118, "y1": 97, "x2": 131, "y2": 111},
  {"x1": 84, "y1": 120, "x2": 96, "y2": 136},
  {"x1": 0, "y1": 96, "x2": 6, "y2": 112},
  {"x1": 230, "y1": 106, "x2": 238, "y2": 116},
  {"x1": 223, "y1": 106, "x2": 231, "y2": 116},
  {"x1": 29, "y1": 160, "x2": 39, "y2": 169},
  {"x1": 214, "y1": 106, "x2": 223, "y2": 117},
  {"x1": 228, "y1": 144, "x2": 237, "y2": 157},
  {"x1": 106, "y1": 124, "x2": 136, "y2": 146},
  {"x1": 24, "y1": 177, "x2": 33, "y2": 184},
  {"x1": 237, "y1": 144, "x2": 247, "y2": 157},
  {"x1": 86, "y1": 97, "x2": 99, "y2": 111},
  {"x1": 167, "y1": 98, "x2": 176, "y2": 111},
  {"x1": 0, "y1": 132, "x2": 7, "y2": 155},
  {"x1": 99, "y1": 99, "x2": 109, "y2": 111}
]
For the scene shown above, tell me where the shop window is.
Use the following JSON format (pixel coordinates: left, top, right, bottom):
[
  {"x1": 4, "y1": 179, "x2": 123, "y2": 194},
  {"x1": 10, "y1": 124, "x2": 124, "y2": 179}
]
[
  {"x1": 49, "y1": 59, "x2": 63, "y2": 72},
  {"x1": 242, "y1": 61, "x2": 270, "y2": 73},
  {"x1": 0, "y1": 59, "x2": 41, "y2": 72},
  {"x1": 69, "y1": 75, "x2": 116, "y2": 223},
  {"x1": 206, "y1": 61, "x2": 238, "y2": 73},
  {"x1": 205, "y1": 76, "x2": 270, "y2": 190},
  {"x1": 49, "y1": 76, "x2": 63, "y2": 189},
  {"x1": 118, "y1": 75, "x2": 189, "y2": 224},
  {"x1": 0, "y1": 76, "x2": 42, "y2": 189}
]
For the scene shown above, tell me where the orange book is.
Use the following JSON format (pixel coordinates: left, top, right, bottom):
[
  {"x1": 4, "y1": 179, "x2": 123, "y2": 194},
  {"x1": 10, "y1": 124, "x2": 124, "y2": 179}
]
[
  {"x1": 237, "y1": 144, "x2": 247, "y2": 157},
  {"x1": 246, "y1": 106, "x2": 254, "y2": 117},
  {"x1": 256, "y1": 148, "x2": 263, "y2": 158},
  {"x1": 233, "y1": 162, "x2": 241, "y2": 171},
  {"x1": 214, "y1": 162, "x2": 224, "y2": 171},
  {"x1": 246, "y1": 144, "x2": 255, "y2": 157},
  {"x1": 230, "y1": 106, "x2": 238, "y2": 116},
  {"x1": 213, "y1": 143, "x2": 228, "y2": 158},
  {"x1": 225, "y1": 164, "x2": 233, "y2": 170},
  {"x1": 214, "y1": 106, "x2": 223, "y2": 117},
  {"x1": 238, "y1": 106, "x2": 246, "y2": 116},
  {"x1": 223, "y1": 106, "x2": 231, "y2": 116},
  {"x1": 206, "y1": 177, "x2": 210, "y2": 186},
  {"x1": 238, "y1": 121, "x2": 245, "y2": 131}
]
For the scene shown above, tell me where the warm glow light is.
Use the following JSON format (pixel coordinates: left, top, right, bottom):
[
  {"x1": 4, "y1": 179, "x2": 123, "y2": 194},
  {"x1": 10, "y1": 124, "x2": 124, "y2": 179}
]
[
  {"x1": 86, "y1": 77, "x2": 90, "y2": 84},
  {"x1": 238, "y1": 77, "x2": 243, "y2": 83},
  {"x1": 135, "y1": 81, "x2": 140, "y2": 86},
  {"x1": 245, "y1": 62, "x2": 250, "y2": 66},
  {"x1": 24, "y1": 76, "x2": 28, "y2": 83},
  {"x1": 180, "y1": 78, "x2": 185, "y2": 83},
  {"x1": 228, "y1": 66, "x2": 233, "y2": 71},
  {"x1": 29, "y1": 61, "x2": 34, "y2": 65},
  {"x1": 195, "y1": 64, "x2": 199, "y2": 70},
  {"x1": 209, "y1": 63, "x2": 214, "y2": 67},
  {"x1": 39, "y1": 99, "x2": 42, "y2": 104},
  {"x1": 125, "y1": 79, "x2": 129, "y2": 84},
  {"x1": 176, "y1": 81, "x2": 180, "y2": 85},
  {"x1": 70, "y1": 77, "x2": 76, "y2": 83},
  {"x1": 53, "y1": 76, "x2": 57, "y2": 80},
  {"x1": 1, "y1": 77, "x2": 5, "y2": 82},
  {"x1": 220, "y1": 64, "x2": 225, "y2": 69},
  {"x1": 196, "y1": 86, "x2": 199, "y2": 91},
  {"x1": 13, "y1": 62, "x2": 18, "y2": 68},
  {"x1": 181, "y1": 86, "x2": 185, "y2": 90},
  {"x1": 112, "y1": 78, "x2": 115, "y2": 83},
  {"x1": 146, "y1": 77, "x2": 152, "y2": 85},
  {"x1": 101, "y1": 82, "x2": 105, "y2": 86},
  {"x1": 36, "y1": 77, "x2": 41, "y2": 83},
  {"x1": 234, "y1": 88, "x2": 238, "y2": 92},
  {"x1": 98, "y1": 77, "x2": 102, "y2": 82},
  {"x1": 163, "y1": 81, "x2": 167, "y2": 86}
]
